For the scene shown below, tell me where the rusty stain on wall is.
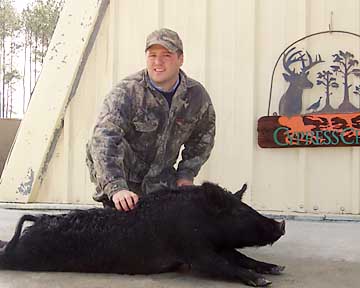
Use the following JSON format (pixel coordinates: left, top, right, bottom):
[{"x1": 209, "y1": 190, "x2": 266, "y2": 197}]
[
  {"x1": 16, "y1": 168, "x2": 34, "y2": 195},
  {"x1": 38, "y1": 119, "x2": 64, "y2": 184},
  {"x1": 66, "y1": 0, "x2": 110, "y2": 107}
]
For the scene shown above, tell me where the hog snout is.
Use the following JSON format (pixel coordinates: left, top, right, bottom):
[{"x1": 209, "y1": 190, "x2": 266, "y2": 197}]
[{"x1": 278, "y1": 220, "x2": 286, "y2": 235}]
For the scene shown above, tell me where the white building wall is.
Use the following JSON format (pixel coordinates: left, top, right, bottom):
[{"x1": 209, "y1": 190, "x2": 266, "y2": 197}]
[{"x1": 1, "y1": 0, "x2": 360, "y2": 215}]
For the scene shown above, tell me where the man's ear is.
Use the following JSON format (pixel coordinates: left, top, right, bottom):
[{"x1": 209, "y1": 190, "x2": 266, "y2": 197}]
[{"x1": 179, "y1": 53, "x2": 184, "y2": 66}]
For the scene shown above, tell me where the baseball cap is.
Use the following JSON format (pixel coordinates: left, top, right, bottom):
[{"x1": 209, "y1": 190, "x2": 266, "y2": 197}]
[{"x1": 145, "y1": 28, "x2": 183, "y2": 53}]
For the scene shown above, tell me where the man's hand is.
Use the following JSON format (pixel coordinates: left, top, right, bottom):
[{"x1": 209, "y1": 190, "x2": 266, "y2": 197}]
[
  {"x1": 112, "y1": 190, "x2": 139, "y2": 211},
  {"x1": 176, "y1": 178, "x2": 193, "y2": 187}
]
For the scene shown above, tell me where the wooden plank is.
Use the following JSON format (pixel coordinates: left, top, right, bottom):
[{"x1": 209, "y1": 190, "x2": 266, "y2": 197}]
[{"x1": 0, "y1": 0, "x2": 109, "y2": 203}]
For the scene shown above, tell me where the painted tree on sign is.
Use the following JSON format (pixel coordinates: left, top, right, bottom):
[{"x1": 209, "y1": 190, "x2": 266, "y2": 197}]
[
  {"x1": 331, "y1": 50, "x2": 360, "y2": 112},
  {"x1": 316, "y1": 70, "x2": 339, "y2": 113}
]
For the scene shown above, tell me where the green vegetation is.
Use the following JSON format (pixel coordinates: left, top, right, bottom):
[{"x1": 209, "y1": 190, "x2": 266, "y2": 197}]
[{"x1": 0, "y1": 0, "x2": 64, "y2": 118}]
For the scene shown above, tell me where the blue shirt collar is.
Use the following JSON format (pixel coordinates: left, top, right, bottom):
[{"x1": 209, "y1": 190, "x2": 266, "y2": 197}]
[{"x1": 149, "y1": 74, "x2": 180, "y2": 93}]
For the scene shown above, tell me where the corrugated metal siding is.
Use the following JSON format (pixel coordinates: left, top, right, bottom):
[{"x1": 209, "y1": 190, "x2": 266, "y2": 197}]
[
  {"x1": 0, "y1": 119, "x2": 21, "y2": 176},
  {"x1": 2, "y1": 0, "x2": 360, "y2": 214},
  {"x1": 251, "y1": 0, "x2": 360, "y2": 215}
]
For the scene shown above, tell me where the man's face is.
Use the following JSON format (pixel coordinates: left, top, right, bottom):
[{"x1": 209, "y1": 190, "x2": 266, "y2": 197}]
[{"x1": 146, "y1": 44, "x2": 183, "y2": 91}]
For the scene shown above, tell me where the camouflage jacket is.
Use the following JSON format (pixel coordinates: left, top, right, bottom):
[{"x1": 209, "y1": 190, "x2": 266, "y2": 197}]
[{"x1": 86, "y1": 69, "x2": 215, "y2": 202}]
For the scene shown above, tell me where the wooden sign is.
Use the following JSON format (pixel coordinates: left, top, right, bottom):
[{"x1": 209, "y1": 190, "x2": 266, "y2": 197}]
[
  {"x1": 258, "y1": 32, "x2": 360, "y2": 148},
  {"x1": 258, "y1": 112, "x2": 360, "y2": 148}
]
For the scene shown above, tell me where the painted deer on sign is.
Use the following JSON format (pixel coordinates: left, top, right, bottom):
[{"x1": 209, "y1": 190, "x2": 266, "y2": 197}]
[{"x1": 278, "y1": 47, "x2": 324, "y2": 116}]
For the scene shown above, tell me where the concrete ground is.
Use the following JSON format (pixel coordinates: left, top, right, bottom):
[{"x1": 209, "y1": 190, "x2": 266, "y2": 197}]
[{"x1": 0, "y1": 208, "x2": 359, "y2": 288}]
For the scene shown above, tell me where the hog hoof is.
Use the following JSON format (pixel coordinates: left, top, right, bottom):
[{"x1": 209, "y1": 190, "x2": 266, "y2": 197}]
[
  {"x1": 256, "y1": 264, "x2": 285, "y2": 275},
  {"x1": 269, "y1": 265, "x2": 285, "y2": 275},
  {"x1": 248, "y1": 277, "x2": 272, "y2": 287}
]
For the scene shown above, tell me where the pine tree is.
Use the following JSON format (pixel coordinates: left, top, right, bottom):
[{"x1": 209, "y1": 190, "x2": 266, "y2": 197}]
[{"x1": 0, "y1": 0, "x2": 21, "y2": 118}]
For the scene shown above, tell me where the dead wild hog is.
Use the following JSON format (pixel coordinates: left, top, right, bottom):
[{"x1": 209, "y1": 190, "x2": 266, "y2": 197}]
[{"x1": 0, "y1": 182, "x2": 285, "y2": 287}]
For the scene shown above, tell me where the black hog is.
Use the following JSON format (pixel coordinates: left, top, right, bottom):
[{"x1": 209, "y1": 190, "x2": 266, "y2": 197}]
[{"x1": 0, "y1": 182, "x2": 285, "y2": 287}]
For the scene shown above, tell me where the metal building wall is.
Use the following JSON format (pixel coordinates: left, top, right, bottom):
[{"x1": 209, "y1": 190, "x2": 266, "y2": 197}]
[
  {"x1": 0, "y1": 119, "x2": 21, "y2": 176},
  {"x1": 1, "y1": 0, "x2": 360, "y2": 215},
  {"x1": 252, "y1": 0, "x2": 360, "y2": 215}
]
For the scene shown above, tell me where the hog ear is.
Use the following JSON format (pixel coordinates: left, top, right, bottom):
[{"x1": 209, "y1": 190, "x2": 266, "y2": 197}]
[{"x1": 234, "y1": 183, "x2": 247, "y2": 200}]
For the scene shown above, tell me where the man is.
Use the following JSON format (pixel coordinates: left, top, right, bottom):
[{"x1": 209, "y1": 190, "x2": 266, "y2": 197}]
[{"x1": 86, "y1": 28, "x2": 215, "y2": 211}]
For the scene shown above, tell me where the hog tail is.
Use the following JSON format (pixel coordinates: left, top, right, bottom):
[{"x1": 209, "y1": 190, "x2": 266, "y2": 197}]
[{"x1": 5, "y1": 214, "x2": 38, "y2": 253}]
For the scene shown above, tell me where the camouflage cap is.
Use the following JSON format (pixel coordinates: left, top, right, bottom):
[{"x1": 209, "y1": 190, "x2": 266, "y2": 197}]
[{"x1": 145, "y1": 28, "x2": 183, "y2": 53}]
